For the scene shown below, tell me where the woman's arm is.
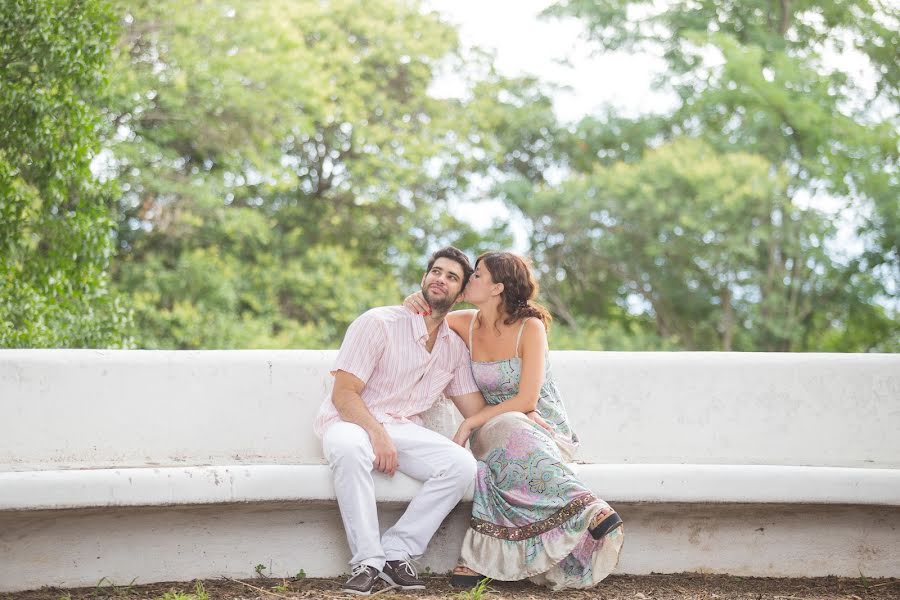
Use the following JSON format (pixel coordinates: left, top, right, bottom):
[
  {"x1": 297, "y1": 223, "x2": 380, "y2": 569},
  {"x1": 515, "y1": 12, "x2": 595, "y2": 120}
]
[
  {"x1": 448, "y1": 390, "x2": 486, "y2": 419},
  {"x1": 451, "y1": 319, "x2": 547, "y2": 445},
  {"x1": 446, "y1": 309, "x2": 477, "y2": 343},
  {"x1": 402, "y1": 291, "x2": 475, "y2": 344}
]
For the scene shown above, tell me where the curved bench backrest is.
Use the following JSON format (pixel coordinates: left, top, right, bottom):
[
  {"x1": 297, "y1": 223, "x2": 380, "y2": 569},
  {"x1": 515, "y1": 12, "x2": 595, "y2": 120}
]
[{"x1": 1, "y1": 350, "x2": 898, "y2": 471}]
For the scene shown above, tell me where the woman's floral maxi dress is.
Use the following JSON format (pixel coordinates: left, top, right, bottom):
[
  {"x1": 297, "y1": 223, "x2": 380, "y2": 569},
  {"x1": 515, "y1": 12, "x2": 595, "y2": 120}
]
[{"x1": 458, "y1": 318, "x2": 624, "y2": 590}]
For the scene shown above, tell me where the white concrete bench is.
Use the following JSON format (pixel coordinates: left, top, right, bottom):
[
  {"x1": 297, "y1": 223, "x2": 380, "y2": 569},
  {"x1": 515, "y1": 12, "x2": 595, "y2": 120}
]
[{"x1": 1, "y1": 350, "x2": 898, "y2": 591}]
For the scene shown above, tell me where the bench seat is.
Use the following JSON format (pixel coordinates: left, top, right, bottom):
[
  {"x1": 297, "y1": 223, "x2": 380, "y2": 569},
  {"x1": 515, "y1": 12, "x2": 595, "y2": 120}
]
[{"x1": 3, "y1": 463, "x2": 898, "y2": 511}]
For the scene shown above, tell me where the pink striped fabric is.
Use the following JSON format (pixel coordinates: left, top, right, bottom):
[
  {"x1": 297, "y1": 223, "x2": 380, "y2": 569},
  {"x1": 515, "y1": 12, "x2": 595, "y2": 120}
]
[{"x1": 313, "y1": 306, "x2": 479, "y2": 437}]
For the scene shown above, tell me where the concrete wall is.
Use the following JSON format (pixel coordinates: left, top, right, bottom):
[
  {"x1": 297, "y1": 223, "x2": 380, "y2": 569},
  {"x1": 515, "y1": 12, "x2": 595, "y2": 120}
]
[{"x1": 1, "y1": 350, "x2": 898, "y2": 590}]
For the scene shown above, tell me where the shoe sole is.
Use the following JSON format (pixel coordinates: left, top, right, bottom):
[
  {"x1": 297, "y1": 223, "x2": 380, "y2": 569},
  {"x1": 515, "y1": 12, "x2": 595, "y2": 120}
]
[
  {"x1": 378, "y1": 572, "x2": 425, "y2": 590},
  {"x1": 450, "y1": 573, "x2": 487, "y2": 588}
]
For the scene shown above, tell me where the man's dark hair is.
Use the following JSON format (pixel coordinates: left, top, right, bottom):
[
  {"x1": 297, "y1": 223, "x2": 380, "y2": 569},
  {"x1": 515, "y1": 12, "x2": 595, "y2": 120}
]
[{"x1": 426, "y1": 246, "x2": 474, "y2": 289}]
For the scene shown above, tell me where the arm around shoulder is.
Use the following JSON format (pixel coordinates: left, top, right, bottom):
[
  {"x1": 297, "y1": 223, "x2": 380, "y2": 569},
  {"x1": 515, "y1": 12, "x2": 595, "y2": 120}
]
[{"x1": 446, "y1": 309, "x2": 477, "y2": 342}]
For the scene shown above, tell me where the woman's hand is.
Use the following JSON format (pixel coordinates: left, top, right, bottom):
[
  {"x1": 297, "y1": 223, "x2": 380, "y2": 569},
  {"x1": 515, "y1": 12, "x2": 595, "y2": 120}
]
[
  {"x1": 403, "y1": 291, "x2": 432, "y2": 315},
  {"x1": 452, "y1": 418, "x2": 475, "y2": 446},
  {"x1": 526, "y1": 410, "x2": 553, "y2": 433}
]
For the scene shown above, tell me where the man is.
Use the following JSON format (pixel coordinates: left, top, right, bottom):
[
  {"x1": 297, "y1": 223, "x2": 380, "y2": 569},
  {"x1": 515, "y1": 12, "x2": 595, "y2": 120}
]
[{"x1": 313, "y1": 246, "x2": 486, "y2": 596}]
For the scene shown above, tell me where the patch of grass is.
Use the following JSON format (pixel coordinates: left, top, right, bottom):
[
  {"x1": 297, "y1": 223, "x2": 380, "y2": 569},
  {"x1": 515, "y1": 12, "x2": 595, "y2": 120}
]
[
  {"x1": 294, "y1": 569, "x2": 306, "y2": 579},
  {"x1": 93, "y1": 577, "x2": 112, "y2": 595},
  {"x1": 455, "y1": 577, "x2": 494, "y2": 600},
  {"x1": 860, "y1": 571, "x2": 870, "y2": 590},
  {"x1": 93, "y1": 577, "x2": 138, "y2": 597},
  {"x1": 154, "y1": 581, "x2": 208, "y2": 600},
  {"x1": 254, "y1": 564, "x2": 267, "y2": 578}
]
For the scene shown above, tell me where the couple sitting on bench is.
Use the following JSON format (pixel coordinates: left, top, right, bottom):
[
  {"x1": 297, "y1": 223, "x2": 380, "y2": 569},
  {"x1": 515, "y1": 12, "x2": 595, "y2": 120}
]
[{"x1": 313, "y1": 246, "x2": 624, "y2": 595}]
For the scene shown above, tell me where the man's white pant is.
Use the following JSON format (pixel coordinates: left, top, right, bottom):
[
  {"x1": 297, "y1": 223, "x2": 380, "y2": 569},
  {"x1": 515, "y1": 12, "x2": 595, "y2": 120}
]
[{"x1": 323, "y1": 421, "x2": 476, "y2": 571}]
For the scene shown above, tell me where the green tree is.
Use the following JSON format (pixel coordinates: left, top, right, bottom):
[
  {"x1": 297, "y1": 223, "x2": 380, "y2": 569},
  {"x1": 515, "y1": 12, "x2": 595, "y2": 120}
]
[
  {"x1": 519, "y1": 138, "x2": 864, "y2": 350},
  {"x1": 0, "y1": 0, "x2": 131, "y2": 347},
  {"x1": 104, "y1": 0, "x2": 508, "y2": 348},
  {"x1": 550, "y1": 0, "x2": 898, "y2": 274},
  {"x1": 511, "y1": 0, "x2": 899, "y2": 350}
]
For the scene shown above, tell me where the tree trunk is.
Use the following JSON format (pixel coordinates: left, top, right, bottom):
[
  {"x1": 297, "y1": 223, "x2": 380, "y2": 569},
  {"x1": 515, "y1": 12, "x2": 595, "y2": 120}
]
[
  {"x1": 778, "y1": 0, "x2": 791, "y2": 36},
  {"x1": 721, "y1": 286, "x2": 734, "y2": 351}
]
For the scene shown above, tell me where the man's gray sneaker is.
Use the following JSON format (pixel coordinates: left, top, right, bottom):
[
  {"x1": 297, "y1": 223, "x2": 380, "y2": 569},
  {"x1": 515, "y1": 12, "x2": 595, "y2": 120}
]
[
  {"x1": 341, "y1": 564, "x2": 381, "y2": 596},
  {"x1": 380, "y1": 559, "x2": 425, "y2": 590}
]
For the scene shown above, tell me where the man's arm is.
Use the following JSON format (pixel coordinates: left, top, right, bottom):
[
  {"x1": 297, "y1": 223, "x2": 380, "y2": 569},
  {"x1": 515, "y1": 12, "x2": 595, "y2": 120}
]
[{"x1": 331, "y1": 371, "x2": 398, "y2": 476}]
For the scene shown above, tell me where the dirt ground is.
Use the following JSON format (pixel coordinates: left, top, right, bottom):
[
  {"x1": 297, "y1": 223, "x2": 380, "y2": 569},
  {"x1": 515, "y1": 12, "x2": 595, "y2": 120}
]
[{"x1": 6, "y1": 573, "x2": 899, "y2": 600}]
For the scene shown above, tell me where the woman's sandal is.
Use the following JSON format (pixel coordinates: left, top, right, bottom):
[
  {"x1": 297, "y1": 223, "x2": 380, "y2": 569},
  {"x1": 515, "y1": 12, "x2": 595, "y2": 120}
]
[
  {"x1": 450, "y1": 566, "x2": 488, "y2": 588},
  {"x1": 589, "y1": 509, "x2": 624, "y2": 540}
]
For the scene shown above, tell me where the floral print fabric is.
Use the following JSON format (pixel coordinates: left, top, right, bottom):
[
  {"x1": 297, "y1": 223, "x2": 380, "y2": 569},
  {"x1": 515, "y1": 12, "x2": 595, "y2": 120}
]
[{"x1": 458, "y1": 356, "x2": 623, "y2": 590}]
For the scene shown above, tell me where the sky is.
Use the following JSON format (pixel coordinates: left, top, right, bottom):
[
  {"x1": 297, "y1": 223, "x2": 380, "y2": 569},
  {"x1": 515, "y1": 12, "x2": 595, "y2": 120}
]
[{"x1": 426, "y1": 0, "x2": 677, "y2": 122}]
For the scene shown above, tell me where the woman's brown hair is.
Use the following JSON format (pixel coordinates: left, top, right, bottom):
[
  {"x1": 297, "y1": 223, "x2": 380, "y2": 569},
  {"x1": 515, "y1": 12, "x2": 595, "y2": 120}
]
[{"x1": 476, "y1": 251, "x2": 552, "y2": 331}]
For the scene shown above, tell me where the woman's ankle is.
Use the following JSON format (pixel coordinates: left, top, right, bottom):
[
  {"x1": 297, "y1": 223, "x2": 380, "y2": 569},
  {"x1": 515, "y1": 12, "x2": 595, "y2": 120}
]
[{"x1": 453, "y1": 565, "x2": 480, "y2": 576}]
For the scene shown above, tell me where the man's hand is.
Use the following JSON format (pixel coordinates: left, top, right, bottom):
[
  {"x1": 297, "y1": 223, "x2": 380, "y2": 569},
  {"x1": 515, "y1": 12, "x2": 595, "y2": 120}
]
[
  {"x1": 369, "y1": 427, "x2": 398, "y2": 476},
  {"x1": 527, "y1": 410, "x2": 553, "y2": 433}
]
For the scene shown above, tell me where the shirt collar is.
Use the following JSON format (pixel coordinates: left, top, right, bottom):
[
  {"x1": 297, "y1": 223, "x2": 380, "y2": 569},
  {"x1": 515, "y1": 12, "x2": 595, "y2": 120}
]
[{"x1": 411, "y1": 312, "x2": 450, "y2": 343}]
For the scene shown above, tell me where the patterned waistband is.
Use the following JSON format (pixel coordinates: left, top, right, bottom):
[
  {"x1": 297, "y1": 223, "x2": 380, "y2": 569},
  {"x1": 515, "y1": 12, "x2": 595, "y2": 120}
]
[{"x1": 469, "y1": 493, "x2": 597, "y2": 541}]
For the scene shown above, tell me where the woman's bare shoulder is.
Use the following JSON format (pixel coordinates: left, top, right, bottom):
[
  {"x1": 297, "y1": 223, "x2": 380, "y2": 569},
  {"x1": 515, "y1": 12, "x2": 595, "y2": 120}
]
[
  {"x1": 520, "y1": 317, "x2": 549, "y2": 349},
  {"x1": 447, "y1": 309, "x2": 477, "y2": 338}
]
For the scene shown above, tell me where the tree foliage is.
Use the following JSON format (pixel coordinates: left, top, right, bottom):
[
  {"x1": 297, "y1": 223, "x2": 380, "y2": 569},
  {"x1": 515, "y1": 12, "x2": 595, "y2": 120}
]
[
  {"x1": 103, "y1": 0, "x2": 508, "y2": 348},
  {"x1": 552, "y1": 0, "x2": 898, "y2": 267},
  {"x1": 499, "y1": 0, "x2": 900, "y2": 350},
  {"x1": 0, "y1": 0, "x2": 131, "y2": 347},
  {"x1": 2, "y1": 0, "x2": 896, "y2": 351},
  {"x1": 519, "y1": 138, "x2": 886, "y2": 350}
]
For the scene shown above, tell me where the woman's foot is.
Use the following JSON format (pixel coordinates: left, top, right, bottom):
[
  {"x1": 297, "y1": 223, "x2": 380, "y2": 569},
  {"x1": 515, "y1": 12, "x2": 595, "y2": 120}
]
[
  {"x1": 450, "y1": 565, "x2": 487, "y2": 588},
  {"x1": 589, "y1": 507, "x2": 613, "y2": 527},
  {"x1": 589, "y1": 507, "x2": 623, "y2": 540}
]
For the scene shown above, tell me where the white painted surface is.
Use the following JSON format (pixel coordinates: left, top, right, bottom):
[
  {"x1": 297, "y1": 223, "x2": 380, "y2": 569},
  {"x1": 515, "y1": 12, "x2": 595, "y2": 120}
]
[
  {"x1": 1, "y1": 350, "x2": 899, "y2": 590},
  {"x1": 2, "y1": 464, "x2": 899, "y2": 511},
  {"x1": 2, "y1": 350, "x2": 899, "y2": 470},
  {"x1": 1, "y1": 502, "x2": 898, "y2": 590}
]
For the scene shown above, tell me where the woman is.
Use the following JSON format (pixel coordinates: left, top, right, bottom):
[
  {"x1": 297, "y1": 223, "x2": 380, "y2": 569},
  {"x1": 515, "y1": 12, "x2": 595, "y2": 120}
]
[{"x1": 405, "y1": 251, "x2": 623, "y2": 590}]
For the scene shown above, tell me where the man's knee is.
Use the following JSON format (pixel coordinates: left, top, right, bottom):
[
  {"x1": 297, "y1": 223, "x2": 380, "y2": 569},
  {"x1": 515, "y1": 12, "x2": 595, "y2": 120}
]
[
  {"x1": 460, "y1": 451, "x2": 477, "y2": 482},
  {"x1": 445, "y1": 445, "x2": 477, "y2": 490},
  {"x1": 323, "y1": 423, "x2": 374, "y2": 467}
]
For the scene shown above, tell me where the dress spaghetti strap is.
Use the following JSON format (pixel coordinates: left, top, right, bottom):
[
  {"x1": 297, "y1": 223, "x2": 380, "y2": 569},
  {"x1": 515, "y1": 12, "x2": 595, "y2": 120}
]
[
  {"x1": 514, "y1": 319, "x2": 529, "y2": 358},
  {"x1": 468, "y1": 311, "x2": 478, "y2": 355}
]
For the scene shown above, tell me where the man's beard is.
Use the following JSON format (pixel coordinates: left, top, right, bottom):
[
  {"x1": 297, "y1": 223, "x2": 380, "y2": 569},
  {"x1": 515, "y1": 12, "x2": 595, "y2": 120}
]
[{"x1": 422, "y1": 284, "x2": 458, "y2": 314}]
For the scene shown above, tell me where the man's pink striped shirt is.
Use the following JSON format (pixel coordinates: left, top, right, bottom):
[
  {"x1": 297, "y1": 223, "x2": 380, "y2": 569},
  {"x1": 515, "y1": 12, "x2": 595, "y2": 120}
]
[{"x1": 313, "y1": 306, "x2": 479, "y2": 437}]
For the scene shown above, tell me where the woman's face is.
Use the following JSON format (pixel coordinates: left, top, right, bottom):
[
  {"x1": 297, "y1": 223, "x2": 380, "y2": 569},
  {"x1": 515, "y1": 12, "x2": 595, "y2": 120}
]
[{"x1": 464, "y1": 261, "x2": 499, "y2": 305}]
